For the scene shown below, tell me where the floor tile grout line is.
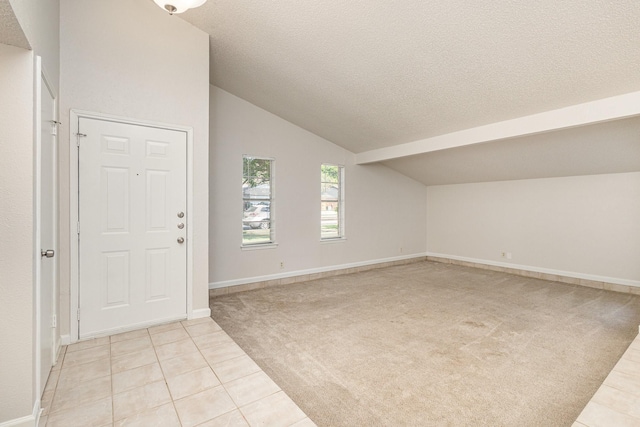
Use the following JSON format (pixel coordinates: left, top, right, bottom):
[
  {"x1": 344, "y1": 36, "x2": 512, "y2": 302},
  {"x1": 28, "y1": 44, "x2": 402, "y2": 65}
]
[
  {"x1": 191, "y1": 321, "x2": 242, "y2": 423},
  {"x1": 47, "y1": 349, "x2": 111, "y2": 422},
  {"x1": 173, "y1": 317, "x2": 265, "y2": 426},
  {"x1": 109, "y1": 332, "x2": 115, "y2": 426},
  {"x1": 210, "y1": 321, "x2": 313, "y2": 426},
  {"x1": 149, "y1": 325, "x2": 185, "y2": 427},
  {"x1": 182, "y1": 322, "x2": 259, "y2": 425},
  {"x1": 149, "y1": 323, "x2": 188, "y2": 348},
  {"x1": 579, "y1": 399, "x2": 640, "y2": 424},
  {"x1": 149, "y1": 320, "x2": 186, "y2": 336},
  {"x1": 43, "y1": 352, "x2": 62, "y2": 412},
  {"x1": 599, "y1": 382, "x2": 639, "y2": 397},
  {"x1": 65, "y1": 335, "x2": 109, "y2": 350},
  {"x1": 48, "y1": 364, "x2": 109, "y2": 415},
  {"x1": 110, "y1": 327, "x2": 160, "y2": 424},
  {"x1": 203, "y1": 317, "x2": 307, "y2": 426},
  {"x1": 199, "y1": 319, "x2": 256, "y2": 427},
  {"x1": 60, "y1": 345, "x2": 111, "y2": 370},
  {"x1": 228, "y1": 385, "x2": 282, "y2": 411},
  {"x1": 113, "y1": 381, "x2": 175, "y2": 424},
  {"x1": 44, "y1": 318, "x2": 314, "y2": 427}
]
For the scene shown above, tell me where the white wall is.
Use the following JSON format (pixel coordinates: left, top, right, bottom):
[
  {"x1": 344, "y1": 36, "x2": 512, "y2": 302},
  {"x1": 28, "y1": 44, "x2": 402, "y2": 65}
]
[
  {"x1": 427, "y1": 173, "x2": 640, "y2": 284},
  {"x1": 59, "y1": 0, "x2": 210, "y2": 336},
  {"x1": 209, "y1": 86, "x2": 427, "y2": 285},
  {"x1": 8, "y1": 0, "x2": 59, "y2": 92},
  {"x1": 0, "y1": 3, "x2": 59, "y2": 424},
  {"x1": 0, "y1": 43, "x2": 35, "y2": 424}
]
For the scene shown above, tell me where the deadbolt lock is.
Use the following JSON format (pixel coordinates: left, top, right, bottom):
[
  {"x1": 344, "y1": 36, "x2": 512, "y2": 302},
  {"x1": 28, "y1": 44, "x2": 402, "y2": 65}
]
[
  {"x1": 177, "y1": 222, "x2": 184, "y2": 229},
  {"x1": 177, "y1": 237, "x2": 185, "y2": 244},
  {"x1": 177, "y1": 212, "x2": 184, "y2": 218}
]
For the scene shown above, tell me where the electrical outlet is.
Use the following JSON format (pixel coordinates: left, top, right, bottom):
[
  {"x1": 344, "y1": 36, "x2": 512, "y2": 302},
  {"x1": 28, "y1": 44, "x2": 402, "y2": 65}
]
[
  {"x1": 501, "y1": 252, "x2": 506, "y2": 258},
  {"x1": 280, "y1": 261, "x2": 284, "y2": 269},
  {"x1": 399, "y1": 247, "x2": 403, "y2": 253}
]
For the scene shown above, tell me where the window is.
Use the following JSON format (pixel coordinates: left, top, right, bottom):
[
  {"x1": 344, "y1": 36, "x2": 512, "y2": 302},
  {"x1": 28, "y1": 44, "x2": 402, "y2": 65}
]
[
  {"x1": 321, "y1": 164, "x2": 344, "y2": 239},
  {"x1": 243, "y1": 156, "x2": 274, "y2": 246}
]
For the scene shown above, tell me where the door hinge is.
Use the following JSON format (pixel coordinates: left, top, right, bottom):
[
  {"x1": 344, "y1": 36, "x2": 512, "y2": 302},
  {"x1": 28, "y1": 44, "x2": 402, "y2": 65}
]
[
  {"x1": 75, "y1": 132, "x2": 87, "y2": 146},
  {"x1": 50, "y1": 120, "x2": 62, "y2": 136},
  {"x1": 77, "y1": 309, "x2": 80, "y2": 321},
  {"x1": 77, "y1": 221, "x2": 80, "y2": 235},
  {"x1": 52, "y1": 315, "x2": 57, "y2": 328}
]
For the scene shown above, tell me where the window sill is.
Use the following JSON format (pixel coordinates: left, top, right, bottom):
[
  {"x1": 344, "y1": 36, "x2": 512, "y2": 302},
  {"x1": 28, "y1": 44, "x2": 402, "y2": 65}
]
[
  {"x1": 241, "y1": 243, "x2": 279, "y2": 251},
  {"x1": 320, "y1": 237, "x2": 347, "y2": 244}
]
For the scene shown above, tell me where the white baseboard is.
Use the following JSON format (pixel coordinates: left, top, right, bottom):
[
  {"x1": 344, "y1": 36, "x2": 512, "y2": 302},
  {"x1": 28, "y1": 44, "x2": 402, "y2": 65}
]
[
  {"x1": 426, "y1": 252, "x2": 640, "y2": 288},
  {"x1": 191, "y1": 308, "x2": 211, "y2": 319},
  {"x1": 33, "y1": 401, "x2": 40, "y2": 427},
  {"x1": 0, "y1": 401, "x2": 39, "y2": 427},
  {"x1": 209, "y1": 253, "x2": 428, "y2": 289},
  {"x1": 53, "y1": 336, "x2": 60, "y2": 363},
  {"x1": 60, "y1": 334, "x2": 71, "y2": 346}
]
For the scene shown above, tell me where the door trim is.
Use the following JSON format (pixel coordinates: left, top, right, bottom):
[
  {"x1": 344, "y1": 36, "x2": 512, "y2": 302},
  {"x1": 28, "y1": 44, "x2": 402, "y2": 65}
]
[{"x1": 69, "y1": 110, "x2": 194, "y2": 343}]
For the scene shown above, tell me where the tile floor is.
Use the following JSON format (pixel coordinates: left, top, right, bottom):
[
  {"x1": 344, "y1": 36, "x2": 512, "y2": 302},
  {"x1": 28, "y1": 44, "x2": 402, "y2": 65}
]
[
  {"x1": 39, "y1": 313, "x2": 639, "y2": 426},
  {"x1": 39, "y1": 317, "x2": 315, "y2": 427},
  {"x1": 574, "y1": 332, "x2": 640, "y2": 427}
]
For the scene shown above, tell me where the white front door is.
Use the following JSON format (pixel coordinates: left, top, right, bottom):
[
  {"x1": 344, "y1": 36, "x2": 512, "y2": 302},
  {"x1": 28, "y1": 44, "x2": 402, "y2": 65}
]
[
  {"x1": 39, "y1": 73, "x2": 57, "y2": 395},
  {"x1": 78, "y1": 117, "x2": 187, "y2": 338}
]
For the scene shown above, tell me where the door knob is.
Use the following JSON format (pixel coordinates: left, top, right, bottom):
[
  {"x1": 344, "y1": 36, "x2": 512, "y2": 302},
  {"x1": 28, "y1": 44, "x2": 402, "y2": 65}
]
[
  {"x1": 177, "y1": 212, "x2": 184, "y2": 218},
  {"x1": 177, "y1": 237, "x2": 185, "y2": 244},
  {"x1": 41, "y1": 249, "x2": 55, "y2": 258},
  {"x1": 177, "y1": 222, "x2": 184, "y2": 229}
]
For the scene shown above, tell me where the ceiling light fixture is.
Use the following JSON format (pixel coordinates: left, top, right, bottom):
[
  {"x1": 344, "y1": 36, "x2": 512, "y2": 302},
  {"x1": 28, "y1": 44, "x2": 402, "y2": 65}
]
[{"x1": 153, "y1": 0, "x2": 207, "y2": 14}]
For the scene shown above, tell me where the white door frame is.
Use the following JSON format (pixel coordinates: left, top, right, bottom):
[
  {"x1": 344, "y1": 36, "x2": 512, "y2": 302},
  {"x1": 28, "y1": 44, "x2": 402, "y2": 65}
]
[
  {"x1": 34, "y1": 56, "x2": 58, "y2": 400},
  {"x1": 69, "y1": 110, "x2": 195, "y2": 343}
]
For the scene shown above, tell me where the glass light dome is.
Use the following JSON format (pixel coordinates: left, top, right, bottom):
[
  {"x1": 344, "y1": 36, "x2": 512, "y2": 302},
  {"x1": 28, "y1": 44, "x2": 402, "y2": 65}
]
[{"x1": 153, "y1": 0, "x2": 207, "y2": 14}]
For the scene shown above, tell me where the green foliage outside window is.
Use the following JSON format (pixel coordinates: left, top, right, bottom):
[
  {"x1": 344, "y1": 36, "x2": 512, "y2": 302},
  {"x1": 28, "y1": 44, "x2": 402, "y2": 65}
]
[
  {"x1": 243, "y1": 156, "x2": 273, "y2": 245},
  {"x1": 321, "y1": 164, "x2": 339, "y2": 183},
  {"x1": 321, "y1": 164, "x2": 343, "y2": 239},
  {"x1": 243, "y1": 157, "x2": 271, "y2": 188}
]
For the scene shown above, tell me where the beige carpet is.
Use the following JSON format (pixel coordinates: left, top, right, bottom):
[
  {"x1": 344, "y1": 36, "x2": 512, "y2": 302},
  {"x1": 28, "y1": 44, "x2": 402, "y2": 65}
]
[{"x1": 209, "y1": 261, "x2": 640, "y2": 426}]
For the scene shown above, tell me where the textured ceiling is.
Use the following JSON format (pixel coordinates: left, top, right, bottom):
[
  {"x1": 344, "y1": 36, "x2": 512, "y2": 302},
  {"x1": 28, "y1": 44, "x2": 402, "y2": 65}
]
[
  {"x1": 181, "y1": 0, "x2": 640, "y2": 155},
  {"x1": 0, "y1": 0, "x2": 29, "y2": 49},
  {"x1": 382, "y1": 116, "x2": 640, "y2": 186}
]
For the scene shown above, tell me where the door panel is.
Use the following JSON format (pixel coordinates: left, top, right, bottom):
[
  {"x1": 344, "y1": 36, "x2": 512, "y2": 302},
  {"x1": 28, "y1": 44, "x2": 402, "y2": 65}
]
[
  {"x1": 104, "y1": 251, "x2": 130, "y2": 307},
  {"x1": 103, "y1": 167, "x2": 129, "y2": 232},
  {"x1": 79, "y1": 118, "x2": 187, "y2": 338},
  {"x1": 147, "y1": 249, "x2": 169, "y2": 300},
  {"x1": 147, "y1": 170, "x2": 168, "y2": 230},
  {"x1": 39, "y1": 75, "x2": 56, "y2": 395}
]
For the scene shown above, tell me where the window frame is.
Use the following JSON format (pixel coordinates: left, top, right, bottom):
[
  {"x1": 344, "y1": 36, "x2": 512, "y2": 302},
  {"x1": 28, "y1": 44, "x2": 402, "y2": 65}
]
[
  {"x1": 242, "y1": 155, "x2": 276, "y2": 248},
  {"x1": 320, "y1": 163, "x2": 345, "y2": 241}
]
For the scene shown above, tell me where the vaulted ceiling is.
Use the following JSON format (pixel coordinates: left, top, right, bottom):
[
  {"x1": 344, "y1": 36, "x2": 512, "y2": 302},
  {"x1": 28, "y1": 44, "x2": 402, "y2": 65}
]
[{"x1": 180, "y1": 1, "x2": 640, "y2": 184}]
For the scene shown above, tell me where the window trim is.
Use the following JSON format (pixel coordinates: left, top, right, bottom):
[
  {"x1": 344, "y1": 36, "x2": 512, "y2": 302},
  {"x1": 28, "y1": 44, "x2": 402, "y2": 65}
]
[
  {"x1": 241, "y1": 242, "x2": 279, "y2": 251},
  {"x1": 242, "y1": 155, "x2": 275, "y2": 247},
  {"x1": 320, "y1": 163, "x2": 345, "y2": 240}
]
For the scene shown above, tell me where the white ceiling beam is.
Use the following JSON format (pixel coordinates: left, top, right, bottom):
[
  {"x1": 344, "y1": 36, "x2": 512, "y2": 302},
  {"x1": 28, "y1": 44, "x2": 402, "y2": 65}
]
[{"x1": 355, "y1": 91, "x2": 640, "y2": 165}]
